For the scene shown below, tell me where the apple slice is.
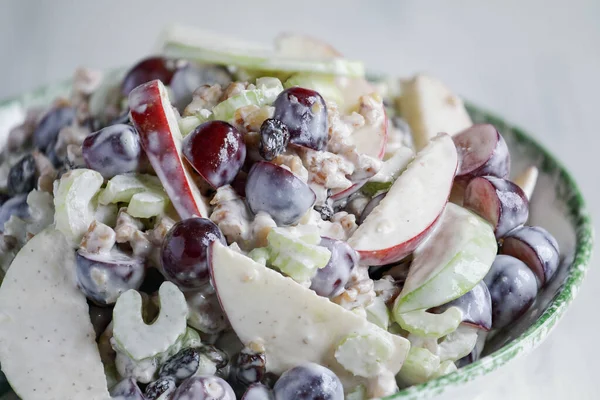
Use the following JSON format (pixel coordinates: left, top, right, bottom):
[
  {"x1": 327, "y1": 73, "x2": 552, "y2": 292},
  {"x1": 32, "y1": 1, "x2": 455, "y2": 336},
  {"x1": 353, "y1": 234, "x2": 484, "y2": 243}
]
[
  {"x1": 347, "y1": 133, "x2": 458, "y2": 265},
  {"x1": 129, "y1": 79, "x2": 208, "y2": 219},
  {"x1": 513, "y1": 166, "x2": 539, "y2": 200},
  {"x1": 0, "y1": 229, "x2": 109, "y2": 400},
  {"x1": 401, "y1": 74, "x2": 472, "y2": 150},
  {"x1": 394, "y1": 203, "x2": 497, "y2": 314},
  {"x1": 209, "y1": 241, "x2": 409, "y2": 389}
]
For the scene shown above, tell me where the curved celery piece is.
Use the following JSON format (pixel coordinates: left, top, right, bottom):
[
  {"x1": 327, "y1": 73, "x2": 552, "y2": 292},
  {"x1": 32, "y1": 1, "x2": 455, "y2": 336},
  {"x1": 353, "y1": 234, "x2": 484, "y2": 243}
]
[
  {"x1": 334, "y1": 332, "x2": 394, "y2": 378},
  {"x1": 396, "y1": 347, "x2": 440, "y2": 387},
  {"x1": 438, "y1": 325, "x2": 479, "y2": 362},
  {"x1": 113, "y1": 282, "x2": 189, "y2": 361},
  {"x1": 98, "y1": 173, "x2": 163, "y2": 205},
  {"x1": 431, "y1": 360, "x2": 458, "y2": 379},
  {"x1": 365, "y1": 297, "x2": 390, "y2": 330},
  {"x1": 54, "y1": 168, "x2": 104, "y2": 245},
  {"x1": 128, "y1": 191, "x2": 169, "y2": 219},
  {"x1": 212, "y1": 78, "x2": 283, "y2": 121},
  {"x1": 394, "y1": 307, "x2": 463, "y2": 339},
  {"x1": 266, "y1": 227, "x2": 331, "y2": 282}
]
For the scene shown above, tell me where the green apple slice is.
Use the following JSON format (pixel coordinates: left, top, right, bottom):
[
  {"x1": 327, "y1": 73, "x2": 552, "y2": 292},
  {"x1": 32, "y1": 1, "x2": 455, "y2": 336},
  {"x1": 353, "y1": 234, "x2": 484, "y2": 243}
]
[
  {"x1": 0, "y1": 229, "x2": 109, "y2": 399},
  {"x1": 401, "y1": 74, "x2": 472, "y2": 150},
  {"x1": 394, "y1": 203, "x2": 497, "y2": 314},
  {"x1": 54, "y1": 168, "x2": 104, "y2": 245},
  {"x1": 208, "y1": 241, "x2": 409, "y2": 390},
  {"x1": 159, "y1": 25, "x2": 364, "y2": 78}
]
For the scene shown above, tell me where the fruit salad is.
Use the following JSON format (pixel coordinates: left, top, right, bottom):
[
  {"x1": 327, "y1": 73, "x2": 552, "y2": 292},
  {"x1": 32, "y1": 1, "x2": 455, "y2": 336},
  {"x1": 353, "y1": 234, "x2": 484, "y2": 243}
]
[{"x1": 0, "y1": 26, "x2": 560, "y2": 400}]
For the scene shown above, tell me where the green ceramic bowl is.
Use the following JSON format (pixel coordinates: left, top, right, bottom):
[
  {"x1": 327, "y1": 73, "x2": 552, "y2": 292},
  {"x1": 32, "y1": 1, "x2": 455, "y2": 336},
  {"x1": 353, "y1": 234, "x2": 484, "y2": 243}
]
[{"x1": 0, "y1": 78, "x2": 593, "y2": 400}]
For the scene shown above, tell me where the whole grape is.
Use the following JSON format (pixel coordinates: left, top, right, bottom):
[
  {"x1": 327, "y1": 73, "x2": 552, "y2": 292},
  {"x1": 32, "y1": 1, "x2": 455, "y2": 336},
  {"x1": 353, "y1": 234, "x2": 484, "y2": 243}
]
[
  {"x1": 161, "y1": 218, "x2": 226, "y2": 290},
  {"x1": 273, "y1": 363, "x2": 343, "y2": 400},
  {"x1": 273, "y1": 88, "x2": 328, "y2": 151}
]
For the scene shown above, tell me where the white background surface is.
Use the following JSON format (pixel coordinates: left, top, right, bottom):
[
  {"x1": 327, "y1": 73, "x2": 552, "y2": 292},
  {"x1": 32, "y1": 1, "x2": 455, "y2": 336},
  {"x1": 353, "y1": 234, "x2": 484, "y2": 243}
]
[{"x1": 1, "y1": 0, "x2": 599, "y2": 398}]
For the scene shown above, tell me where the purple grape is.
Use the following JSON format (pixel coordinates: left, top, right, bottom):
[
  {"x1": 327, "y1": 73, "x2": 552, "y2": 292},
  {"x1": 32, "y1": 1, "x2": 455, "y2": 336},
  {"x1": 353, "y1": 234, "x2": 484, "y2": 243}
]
[
  {"x1": 109, "y1": 378, "x2": 145, "y2": 400},
  {"x1": 0, "y1": 194, "x2": 29, "y2": 232},
  {"x1": 169, "y1": 63, "x2": 232, "y2": 112},
  {"x1": 161, "y1": 218, "x2": 226, "y2": 290},
  {"x1": 7, "y1": 154, "x2": 37, "y2": 195},
  {"x1": 233, "y1": 346, "x2": 267, "y2": 387},
  {"x1": 310, "y1": 237, "x2": 358, "y2": 298},
  {"x1": 182, "y1": 121, "x2": 246, "y2": 188},
  {"x1": 242, "y1": 383, "x2": 274, "y2": 400},
  {"x1": 245, "y1": 161, "x2": 315, "y2": 225},
  {"x1": 484, "y1": 255, "x2": 538, "y2": 330},
  {"x1": 273, "y1": 87, "x2": 328, "y2": 151},
  {"x1": 33, "y1": 106, "x2": 76, "y2": 153},
  {"x1": 173, "y1": 376, "x2": 235, "y2": 400},
  {"x1": 145, "y1": 376, "x2": 176, "y2": 400},
  {"x1": 500, "y1": 225, "x2": 560, "y2": 286},
  {"x1": 463, "y1": 176, "x2": 529, "y2": 238},
  {"x1": 121, "y1": 56, "x2": 178, "y2": 97},
  {"x1": 273, "y1": 363, "x2": 343, "y2": 400},
  {"x1": 434, "y1": 281, "x2": 492, "y2": 331},
  {"x1": 453, "y1": 124, "x2": 510, "y2": 179},
  {"x1": 259, "y1": 118, "x2": 290, "y2": 161},
  {"x1": 76, "y1": 249, "x2": 146, "y2": 306},
  {"x1": 82, "y1": 124, "x2": 144, "y2": 178}
]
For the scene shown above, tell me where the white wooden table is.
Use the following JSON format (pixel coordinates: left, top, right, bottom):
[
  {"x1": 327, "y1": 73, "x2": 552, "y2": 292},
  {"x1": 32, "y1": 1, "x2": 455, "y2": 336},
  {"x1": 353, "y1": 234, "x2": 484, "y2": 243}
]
[{"x1": 1, "y1": 1, "x2": 598, "y2": 398}]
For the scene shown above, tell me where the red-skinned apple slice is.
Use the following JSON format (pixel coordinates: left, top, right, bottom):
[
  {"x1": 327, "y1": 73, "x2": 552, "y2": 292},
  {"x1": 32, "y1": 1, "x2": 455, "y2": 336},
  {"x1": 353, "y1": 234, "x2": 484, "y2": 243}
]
[
  {"x1": 129, "y1": 80, "x2": 208, "y2": 219},
  {"x1": 208, "y1": 241, "x2": 409, "y2": 390},
  {"x1": 348, "y1": 133, "x2": 458, "y2": 265}
]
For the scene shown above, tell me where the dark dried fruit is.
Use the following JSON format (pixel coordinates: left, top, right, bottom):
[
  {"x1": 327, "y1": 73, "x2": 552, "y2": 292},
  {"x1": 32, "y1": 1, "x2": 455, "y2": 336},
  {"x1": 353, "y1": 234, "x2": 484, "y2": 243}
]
[
  {"x1": 259, "y1": 119, "x2": 289, "y2": 161},
  {"x1": 198, "y1": 344, "x2": 229, "y2": 369},
  {"x1": 233, "y1": 346, "x2": 267, "y2": 386},
  {"x1": 159, "y1": 347, "x2": 200, "y2": 382},
  {"x1": 145, "y1": 376, "x2": 176, "y2": 400},
  {"x1": 8, "y1": 154, "x2": 37, "y2": 195}
]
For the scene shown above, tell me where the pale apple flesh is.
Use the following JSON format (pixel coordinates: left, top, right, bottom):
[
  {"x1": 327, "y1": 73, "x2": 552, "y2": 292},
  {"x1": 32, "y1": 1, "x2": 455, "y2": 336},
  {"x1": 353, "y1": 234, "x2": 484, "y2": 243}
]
[
  {"x1": 0, "y1": 229, "x2": 109, "y2": 400},
  {"x1": 129, "y1": 79, "x2": 208, "y2": 219},
  {"x1": 348, "y1": 133, "x2": 458, "y2": 266},
  {"x1": 401, "y1": 74, "x2": 473, "y2": 151},
  {"x1": 208, "y1": 241, "x2": 410, "y2": 390}
]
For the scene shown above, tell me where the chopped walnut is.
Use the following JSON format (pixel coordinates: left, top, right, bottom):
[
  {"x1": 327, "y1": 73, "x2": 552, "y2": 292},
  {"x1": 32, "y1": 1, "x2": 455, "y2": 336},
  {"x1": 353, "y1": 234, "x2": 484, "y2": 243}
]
[
  {"x1": 54, "y1": 124, "x2": 90, "y2": 159},
  {"x1": 220, "y1": 82, "x2": 248, "y2": 101},
  {"x1": 66, "y1": 144, "x2": 86, "y2": 168},
  {"x1": 373, "y1": 275, "x2": 401, "y2": 305},
  {"x1": 147, "y1": 215, "x2": 176, "y2": 247},
  {"x1": 233, "y1": 105, "x2": 274, "y2": 134},
  {"x1": 130, "y1": 230, "x2": 152, "y2": 259},
  {"x1": 250, "y1": 212, "x2": 276, "y2": 249},
  {"x1": 31, "y1": 150, "x2": 57, "y2": 193},
  {"x1": 80, "y1": 220, "x2": 116, "y2": 254},
  {"x1": 271, "y1": 153, "x2": 309, "y2": 183},
  {"x1": 315, "y1": 211, "x2": 358, "y2": 241},
  {"x1": 114, "y1": 208, "x2": 144, "y2": 243},
  {"x1": 298, "y1": 147, "x2": 354, "y2": 190},
  {"x1": 332, "y1": 265, "x2": 375, "y2": 313},
  {"x1": 210, "y1": 185, "x2": 252, "y2": 248},
  {"x1": 184, "y1": 84, "x2": 223, "y2": 117}
]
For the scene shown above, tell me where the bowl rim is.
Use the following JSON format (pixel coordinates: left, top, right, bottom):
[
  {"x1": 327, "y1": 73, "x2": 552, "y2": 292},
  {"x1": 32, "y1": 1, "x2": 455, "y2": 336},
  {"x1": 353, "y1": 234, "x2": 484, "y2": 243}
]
[
  {"x1": 0, "y1": 79, "x2": 594, "y2": 399},
  {"x1": 389, "y1": 103, "x2": 594, "y2": 399}
]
